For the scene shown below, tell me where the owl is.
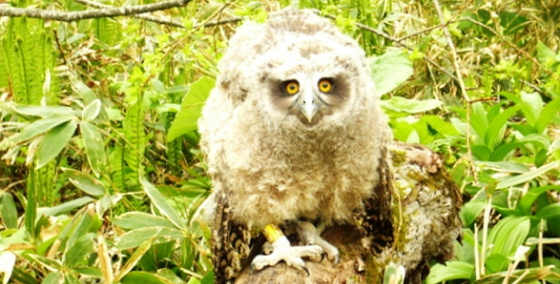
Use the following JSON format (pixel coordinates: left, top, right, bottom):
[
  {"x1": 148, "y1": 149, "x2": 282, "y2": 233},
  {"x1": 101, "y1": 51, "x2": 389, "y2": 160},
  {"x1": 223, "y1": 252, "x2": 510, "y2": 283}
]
[{"x1": 197, "y1": 9, "x2": 462, "y2": 284}]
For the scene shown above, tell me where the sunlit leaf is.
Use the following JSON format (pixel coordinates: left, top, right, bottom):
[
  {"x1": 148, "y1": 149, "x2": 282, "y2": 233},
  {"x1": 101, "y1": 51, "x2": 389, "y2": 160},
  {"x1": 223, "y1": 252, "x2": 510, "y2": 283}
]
[
  {"x1": 425, "y1": 261, "x2": 474, "y2": 284},
  {"x1": 369, "y1": 49, "x2": 413, "y2": 96},
  {"x1": 381, "y1": 97, "x2": 442, "y2": 114},
  {"x1": 82, "y1": 99, "x2": 102, "y2": 121},
  {"x1": 38, "y1": 197, "x2": 94, "y2": 216},
  {"x1": 497, "y1": 161, "x2": 560, "y2": 189},
  {"x1": 0, "y1": 115, "x2": 73, "y2": 149},
  {"x1": 0, "y1": 193, "x2": 18, "y2": 229},
  {"x1": 167, "y1": 76, "x2": 215, "y2": 141},
  {"x1": 116, "y1": 227, "x2": 184, "y2": 250},
  {"x1": 80, "y1": 121, "x2": 107, "y2": 175},
  {"x1": 63, "y1": 168, "x2": 106, "y2": 197},
  {"x1": 36, "y1": 120, "x2": 77, "y2": 169},
  {"x1": 121, "y1": 271, "x2": 176, "y2": 284},
  {"x1": 113, "y1": 212, "x2": 175, "y2": 230},
  {"x1": 141, "y1": 179, "x2": 185, "y2": 230}
]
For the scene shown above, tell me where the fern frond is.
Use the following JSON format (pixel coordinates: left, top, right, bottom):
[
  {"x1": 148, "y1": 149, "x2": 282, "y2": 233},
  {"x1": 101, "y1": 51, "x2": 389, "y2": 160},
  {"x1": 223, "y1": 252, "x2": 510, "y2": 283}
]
[{"x1": 123, "y1": 103, "x2": 146, "y2": 191}]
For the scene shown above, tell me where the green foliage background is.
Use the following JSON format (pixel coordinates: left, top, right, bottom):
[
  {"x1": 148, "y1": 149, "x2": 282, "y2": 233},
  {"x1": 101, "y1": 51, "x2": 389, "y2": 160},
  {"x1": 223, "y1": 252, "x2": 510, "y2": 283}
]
[{"x1": 0, "y1": 0, "x2": 559, "y2": 283}]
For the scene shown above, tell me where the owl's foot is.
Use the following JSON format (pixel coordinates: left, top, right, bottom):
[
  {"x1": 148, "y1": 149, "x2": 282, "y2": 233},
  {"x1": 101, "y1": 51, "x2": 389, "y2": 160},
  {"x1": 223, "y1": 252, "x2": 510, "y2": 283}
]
[
  {"x1": 297, "y1": 221, "x2": 340, "y2": 264},
  {"x1": 251, "y1": 235, "x2": 323, "y2": 274}
]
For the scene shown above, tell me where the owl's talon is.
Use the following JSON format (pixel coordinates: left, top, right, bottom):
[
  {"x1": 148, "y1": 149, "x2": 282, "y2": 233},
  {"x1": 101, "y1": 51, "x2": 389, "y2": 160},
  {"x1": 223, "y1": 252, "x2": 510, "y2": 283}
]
[
  {"x1": 297, "y1": 221, "x2": 340, "y2": 265},
  {"x1": 251, "y1": 235, "x2": 323, "y2": 275}
]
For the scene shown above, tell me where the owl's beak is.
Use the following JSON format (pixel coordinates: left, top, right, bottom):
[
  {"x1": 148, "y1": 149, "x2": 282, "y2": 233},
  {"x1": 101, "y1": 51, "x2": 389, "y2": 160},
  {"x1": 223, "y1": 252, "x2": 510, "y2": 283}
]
[{"x1": 299, "y1": 91, "x2": 319, "y2": 123}]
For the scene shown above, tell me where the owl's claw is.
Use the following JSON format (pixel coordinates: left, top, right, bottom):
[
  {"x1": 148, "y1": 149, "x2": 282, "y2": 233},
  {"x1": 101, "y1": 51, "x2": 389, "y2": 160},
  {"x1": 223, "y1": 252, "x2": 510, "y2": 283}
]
[
  {"x1": 297, "y1": 221, "x2": 340, "y2": 264},
  {"x1": 251, "y1": 235, "x2": 323, "y2": 275}
]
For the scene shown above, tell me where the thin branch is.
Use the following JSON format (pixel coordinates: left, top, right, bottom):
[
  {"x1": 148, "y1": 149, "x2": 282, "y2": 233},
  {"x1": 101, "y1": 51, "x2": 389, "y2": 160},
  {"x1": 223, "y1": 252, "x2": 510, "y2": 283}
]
[
  {"x1": 351, "y1": 20, "x2": 460, "y2": 83},
  {"x1": 432, "y1": 0, "x2": 478, "y2": 183},
  {"x1": 75, "y1": 0, "x2": 184, "y2": 27},
  {"x1": 0, "y1": 0, "x2": 191, "y2": 22}
]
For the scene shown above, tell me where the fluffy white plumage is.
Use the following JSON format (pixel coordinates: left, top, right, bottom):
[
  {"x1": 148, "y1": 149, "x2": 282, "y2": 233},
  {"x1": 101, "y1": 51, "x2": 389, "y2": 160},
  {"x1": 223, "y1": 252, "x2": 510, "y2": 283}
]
[{"x1": 198, "y1": 9, "x2": 391, "y2": 230}]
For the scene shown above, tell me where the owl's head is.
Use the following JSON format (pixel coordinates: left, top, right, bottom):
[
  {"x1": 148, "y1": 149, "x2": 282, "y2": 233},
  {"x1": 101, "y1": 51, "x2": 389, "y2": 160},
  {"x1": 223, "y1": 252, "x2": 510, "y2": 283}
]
[{"x1": 218, "y1": 9, "x2": 376, "y2": 130}]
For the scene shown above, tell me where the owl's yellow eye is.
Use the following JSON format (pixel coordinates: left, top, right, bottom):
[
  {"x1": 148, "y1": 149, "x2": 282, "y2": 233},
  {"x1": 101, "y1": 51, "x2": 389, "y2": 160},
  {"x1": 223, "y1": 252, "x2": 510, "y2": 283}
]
[
  {"x1": 318, "y1": 79, "x2": 332, "y2": 93},
  {"x1": 285, "y1": 81, "x2": 299, "y2": 95}
]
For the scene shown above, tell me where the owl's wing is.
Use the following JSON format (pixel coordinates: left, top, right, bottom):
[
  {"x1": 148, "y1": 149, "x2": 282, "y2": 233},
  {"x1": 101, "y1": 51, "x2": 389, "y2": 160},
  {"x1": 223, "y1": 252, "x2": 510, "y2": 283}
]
[
  {"x1": 212, "y1": 193, "x2": 255, "y2": 284},
  {"x1": 365, "y1": 141, "x2": 463, "y2": 283}
]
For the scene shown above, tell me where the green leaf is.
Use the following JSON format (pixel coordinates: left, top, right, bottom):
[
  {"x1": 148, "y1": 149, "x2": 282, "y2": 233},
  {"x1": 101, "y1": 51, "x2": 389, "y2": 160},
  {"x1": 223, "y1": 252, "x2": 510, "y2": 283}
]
[
  {"x1": 460, "y1": 200, "x2": 485, "y2": 227},
  {"x1": 63, "y1": 235, "x2": 95, "y2": 267},
  {"x1": 113, "y1": 212, "x2": 176, "y2": 230},
  {"x1": 141, "y1": 179, "x2": 185, "y2": 230},
  {"x1": 381, "y1": 97, "x2": 442, "y2": 114},
  {"x1": 82, "y1": 99, "x2": 102, "y2": 121},
  {"x1": 488, "y1": 216, "x2": 530, "y2": 257},
  {"x1": 425, "y1": 261, "x2": 474, "y2": 284},
  {"x1": 537, "y1": 41, "x2": 557, "y2": 66},
  {"x1": 121, "y1": 271, "x2": 176, "y2": 284},
  {"x1": 0, "y1": 115, "x2": 73, "y2": 149},
  {"x1": 36, "y1": 120, "x2": 77, "y2": 169},
  {"x1": 80, "y1": 121, "x2": 107, "y2": 175},
  {"x1": 485, "y1": 103, "x2": 524, "y2": 149},
  {"x1": 519, "y1": 185, "x2": 560, "y2": 214},
  {"x1": 9, "y1": 104, "x2": 76, "y2": 119},
  {"x1": 520, "y1": 92, "x2": 543, "y2": 126},
  {"x1": 115, "y1": 237, "x2": 157, "y2": 282},
  {"x1": 497, "y1": 161, "x2": 560, "y2": 189},
  {"x1": 42, "y1": 271, "x2": 64, "y2": 284},
  {"x1": 38, "y1": 197, "x2": 94, "y2": 216},
  {"x1": 536, "y1": 96, "x2": 560, "y2": 134},
  {"x1": 369, "y1": 49, "x2": 413, "y2": 96},
  {"x1": 167, "y1": 76, "x2": 215, "y2": 141},
  {"x1": 62, "y1": 168, "x2": 106, "y2": 197},
  {"x1": 0, "y1": 192, "x2": 18, "y2": 229},
  {"x1": 116, "y1": 227, "x2": 184, "y2": 250},
  {"x1": 537, "y1": 203, "x2": 560, "y2": 219}
]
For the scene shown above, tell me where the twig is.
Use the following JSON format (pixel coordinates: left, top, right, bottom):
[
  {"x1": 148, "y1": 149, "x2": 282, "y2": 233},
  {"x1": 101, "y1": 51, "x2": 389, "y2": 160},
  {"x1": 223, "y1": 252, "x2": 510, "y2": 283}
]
[
  {"x1": 460, "y1": 17, "x2": 551, "y2": 76},
  {"x1": 0, "y1": 0, "x2": 191, "y2": 22},
  {"x1": 432, "y1": 0, "x2": 478, "y2": 183},
  {"x1": 74, "y1": 0, "x2": 184, "y2": 28},
  {"x1": 325, "y1": 15, "x2": 460, "y2": 84}
]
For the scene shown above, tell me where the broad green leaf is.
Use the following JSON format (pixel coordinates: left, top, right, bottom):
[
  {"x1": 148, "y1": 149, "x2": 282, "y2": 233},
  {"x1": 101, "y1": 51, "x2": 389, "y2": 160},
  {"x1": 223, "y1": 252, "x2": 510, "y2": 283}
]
[
  {"x1": 116, "y1": 227, "x2": 184, "y2": 250},
  {"x1": 66, "y1": 209, "x2": 94, "y2": 251},
  {"x1": 71, "y1": 76, "x2": 97, "y2": 105},
  {"x1": 488, "y1": 216, "x2": 530, "y2": 257},
  {"x1": 113, "y1": 212, "x2": 175, "y2": 230},
  {"x1": 63, "y1": 235, "x2": 95, "y2": 268},
  {"x1": 381, "y1": 97, "x2": 442, "y2": 114},
  {"x1": 470, "y1": 102, "x2": 489, "y2": 145},
  {"x1": 485, "y1": 104, "x2": 525, "y2": 149},
  {"x1": 115, "y1": 236, "x2": 157, "y2": 282},
  {"x1": 36, "y1": 120, "x2": 77, "y2": 169},
  {"x1": 121, "y1": 271, "x2": 176, "y2": 284},
  {"x1": 80, "y1": 121, "x2": 107, "y2": 175},
  {"x1": 0, "y1": 115, "x2": 73, "y2": 149},
  {"x1": 537, "y1": 203, "x2": 560, "y2": 219},
  {"x1": 38, "y1": 197, "x2": 94, "y2": 216},
  {"x1": 42, "y1": 271, "x2": 64, "y2": 284},
  {"x1": 425, "y1": 261, "x2": 474, "y2": 284},
  {"x1": 167, "y1": 76, "x2": 215, "y2": 141},
  {"x1": 9, "y1": 104, "x2": 76, "y2": 118},
  {"x1": 141, "y1": 179, "x2": 185, "y2": 230},
  {"x1": 519, "y1": 186, "x2": 560, "y2": 214},
  {"x1": 537, "y1": 41, "x2": 557, "y2": 66},
  {"x1": 520, "y1": 92, "x2": 543, "y2": 126},
  {"x1": 369, "y1": 49, "x2": 413, "y2": 96},
  {"x1": 64, "y1": 273, "x2": 82, "y2": 284},
  {"x1": 536, "y1": 96, "x2": 560, "y2": 134},
  {"x1": 82, "y1": 99, "x2": 102, "y2": 121},
  {"x1": 485, "y1": 253, "x2": 510, "y2": 274},
  {"x1": 497, "y1": 161, "x2": 560, "y2": 189},
  {"x1": 0, "y1": 192, "x2": 18, "y2": 229},
  {"x1": 62, "y1": 168, "x2": 105, "y2": 197},
  {"x1": 479, "y1": 161, "x2": 529, "y2": 173},
  {"x1": 460, "y1": 200, "x2": 485, "y2": 227}
]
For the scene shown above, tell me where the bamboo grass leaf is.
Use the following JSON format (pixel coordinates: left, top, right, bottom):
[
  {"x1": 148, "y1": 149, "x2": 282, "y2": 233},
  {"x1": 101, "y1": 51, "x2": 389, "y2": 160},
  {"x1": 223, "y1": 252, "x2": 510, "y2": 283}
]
[
  {"x1": 82, "y1": 99, "x2": 102, "y2": 122},
  {"x1": 62, "y1": 168, "x2": 106, "y2": 197},
  {"x1": 0, "y1": 115, "x2": 73, "y2": 149},
  {"x1": 497, "y1": 161, "x2": 560, "y2": 189},
  {"x1": 80, "y1": 121, "x2": 107, "y2": 175},
  {"x1": 141, "y1": 178, "x2": 185, "y2": 230},
  {"x1": 36, "y1": 119, "x2": 77, "y2": 169}
]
